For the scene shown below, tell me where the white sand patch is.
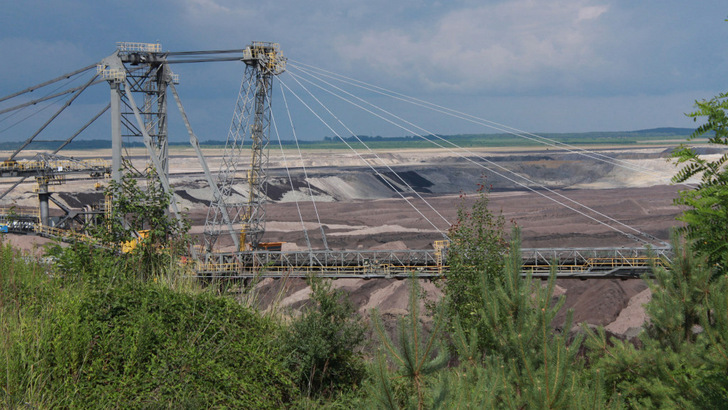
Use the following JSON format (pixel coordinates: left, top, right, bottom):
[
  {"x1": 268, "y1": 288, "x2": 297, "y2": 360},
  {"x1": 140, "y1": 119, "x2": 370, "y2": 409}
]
[
  {"x1": 360, "y1": 280, "x2": 408, "y2": 313},
  {"x1": 328, "y1": 225, "x2": 438, "y2": 237},
  {"x1": 279, "y1": 190, "x2": 334, "y2": 203},
  {"x1": 308, "y1": 175, "x2": 391, "y2": 200},
  {"x1": 605, "y1": 287, "x2": 652, "y2": 335},
  {"x1": 571, "y1": 156, "x2": 713, "y2": 189},
  {"x1": 278, "y1": 286, "x2": 313, "y2": 309}
]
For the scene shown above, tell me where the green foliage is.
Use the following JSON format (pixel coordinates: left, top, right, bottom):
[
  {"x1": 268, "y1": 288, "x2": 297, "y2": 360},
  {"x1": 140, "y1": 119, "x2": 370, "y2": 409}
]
[
  {"x1": 442, "y1": 182, "x2": 509, "y2": 352},
  {"x1": 672, "y1": 92, "x2": 728, "y2": 269},
  {"x1": 48, "y1": 169, "x2": 191, "y2": 283},
  {"x1": 369, "y1": 277, "x2": 448, "y2": 409},
  {"x1": 446, "y1": 229, "x2": 603, "y2": 408},
  {"x1": 101, "y1": 169, "x2": 190, "y2": 254},
  {"x1": 1, "y1": 238, "x2": 295, "y2": 408},
  {"x1": 586, "y1": 234, "x2": 728, "y2": 407},
  {"x1": 644, "y1": 234, "x2": 714, "y2": 348},
  {"x1": 282, "y1": 278, "x2": 367, "y2": 399},
  {"x1": 700, "y1": 274, "x2": 728, "y2": 404},
  {"x1": 366, "y1": 229, "x2": 606, "y2": 408}
]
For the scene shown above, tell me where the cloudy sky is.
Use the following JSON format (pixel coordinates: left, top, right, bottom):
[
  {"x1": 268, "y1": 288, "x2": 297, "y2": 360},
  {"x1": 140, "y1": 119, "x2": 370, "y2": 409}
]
[{"x1": 1, "y1": 0, "x2": 727, "y2": 143}]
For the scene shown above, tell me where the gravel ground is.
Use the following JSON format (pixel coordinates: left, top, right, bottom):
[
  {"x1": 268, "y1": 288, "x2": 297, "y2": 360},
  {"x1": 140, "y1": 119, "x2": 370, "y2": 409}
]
[{"x1": 2, "y1": 145, "x2": 695, "y2": 340}]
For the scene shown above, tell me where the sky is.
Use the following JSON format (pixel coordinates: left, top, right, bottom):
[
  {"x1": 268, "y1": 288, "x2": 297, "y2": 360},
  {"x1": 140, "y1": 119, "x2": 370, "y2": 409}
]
[{"x1": 1, "y1": 0, "x2": 727, "y2": 143}]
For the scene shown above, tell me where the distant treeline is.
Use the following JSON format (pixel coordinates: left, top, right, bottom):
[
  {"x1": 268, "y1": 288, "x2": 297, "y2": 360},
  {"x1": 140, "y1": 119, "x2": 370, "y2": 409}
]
[{"x1": 0, "y1": 127, "x2": 701, "y2": 151}]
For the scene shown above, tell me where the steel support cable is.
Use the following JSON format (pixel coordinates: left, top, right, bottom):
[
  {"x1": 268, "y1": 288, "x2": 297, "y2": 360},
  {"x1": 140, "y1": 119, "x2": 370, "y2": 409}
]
[
  {"x1": 290, "y1": 65, "x2": 668, "y2": 246},
  {"x1": 294, "y1": 62, "x2": 698, "y2": 192},
  {"x1": 289, "y1": 61, "x2": 669, "y2": 180},
  {"x1": 0, "y1": 98, "x2": 60, "y2": 134},
  {"x1": 0, "y1": 67, "x2": 91, "y2": 130},
  {"x1": 270, "y1": 109, "x2": 313, "y2": 252},
  {"x1": 0, "y1": 103, "x2": 108, "y2": 202},
  {"x1": 279, "y1": 84, "x2": 330, "y2": 250},
  {"x1": 52, "y1": 104, "x2": 110, "y2": 153},
  {"x1": 0, "y1": 79, "x2": 106, "y2": 117},
  {"x1": 0, "y1": 63, "x2": 96, "y2": 104},
  {"x1": 166, "y1": 49, "x2": 245, "y2": 56},
  {"x1": 7, "y1": 73, "x2": 100, "y2": 161},
  {"x1": 299, "y1": 69, "x2": 663, "y2": 246},
  {"x1": 280, "y1": 77, "x2": 449, "y2": 241},
  {"x1": 289, "y1": 62, "x2": 653, "y2": 173},
  {"x1": 279, "y1": 75, "x2": 450, "y2": 240},
  {"x1": 287, "y1": 71, "x2": 453, "y2": 230},
  {"x1": 287, "y1": 68, "x2": 663, "y2": 246},
  {"x1": 0, "y1": 178, "x2": 27, "y2": 201},
  {"x1": 284, "y1": 73, "x2": 451, "y2": 238}
]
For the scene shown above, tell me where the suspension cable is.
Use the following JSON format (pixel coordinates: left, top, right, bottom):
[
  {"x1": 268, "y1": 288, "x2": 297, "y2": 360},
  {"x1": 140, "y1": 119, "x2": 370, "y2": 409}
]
[
  {"x1": 0, "y1": 63, "x2": 96, "y2": 104},
  {"x1": 279, "y1": 85, "x2": 330, "y2": 250},
  {"x1": 287, "y1": 71, "x2": 451, "y2": 229},
  {"x1": 289, "y1": 60, "x2": 677, "y2": 181},
  {"x1": 288, "y1": 65, "x2": 664, "y2": 246},
  {"x1": 279, "y1": 76, "x2": 449, "y2": 240},
  {"x1": 270, "y1": 108, "x2": 314, "y2": 252},
  {"x1": 7, "y1": 73, "x2": 100, "y2": 161}
]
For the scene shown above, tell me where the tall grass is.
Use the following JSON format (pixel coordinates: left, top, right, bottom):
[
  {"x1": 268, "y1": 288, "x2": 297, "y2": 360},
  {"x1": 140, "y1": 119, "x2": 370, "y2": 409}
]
[
  {"x1": 0, "y1": 238, "x2": 297, "y2": 408},
  {"x1": 1, "y1": 238, "x2": 68, "y2": 407}
]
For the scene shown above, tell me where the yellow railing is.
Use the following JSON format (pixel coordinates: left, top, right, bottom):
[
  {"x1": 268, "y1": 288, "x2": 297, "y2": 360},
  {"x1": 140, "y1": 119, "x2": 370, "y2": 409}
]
[
  {"x1": 194, "y1": 261, "x2": 445, "y2": 277},
  {"x1": 0, "y1": 207, "x2": 39, "y2": 219},
  {"x1": 34, "y1": 224, "x2": 101, "y2": 246},
  {"x1": 522, "y1": 256, "x2": 664, "y2": 274},
  {"x1": 1, "y1": 159, "x2": 110, "y2": 173}
]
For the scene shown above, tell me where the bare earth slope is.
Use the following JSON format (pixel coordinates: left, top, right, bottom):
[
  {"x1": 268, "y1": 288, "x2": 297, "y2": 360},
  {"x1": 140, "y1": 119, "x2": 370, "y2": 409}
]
[{"x1": 2, "y1": 145, "x2": 706, "y2": 339}]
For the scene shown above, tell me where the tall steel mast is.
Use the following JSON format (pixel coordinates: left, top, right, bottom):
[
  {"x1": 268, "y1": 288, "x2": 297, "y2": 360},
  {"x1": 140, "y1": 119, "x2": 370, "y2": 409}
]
[
  {"x1": 203, "y1": 42, "x2": 286, "y2": 252},
  {"x1": 97, "y1": 42, "x2": 177, "y2": 183}
]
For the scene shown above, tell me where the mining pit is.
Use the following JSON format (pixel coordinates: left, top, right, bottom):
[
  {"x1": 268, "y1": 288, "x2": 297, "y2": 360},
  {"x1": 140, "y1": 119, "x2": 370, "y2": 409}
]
[{"x1": 0, "y1": 144, "x2": 717, "y2": 341}]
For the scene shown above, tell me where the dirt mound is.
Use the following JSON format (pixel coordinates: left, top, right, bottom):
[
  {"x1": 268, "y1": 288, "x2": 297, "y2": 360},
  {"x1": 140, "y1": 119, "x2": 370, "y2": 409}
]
[
  {"x1": 251, "y1": 275, "x2": 649, "y2": 341},
  {"x1": 553, "y1": 279, "x2": 648, "y2": 329},
  {"x1": 2, "y1": 232, "x2": 653, "y2": 341}
]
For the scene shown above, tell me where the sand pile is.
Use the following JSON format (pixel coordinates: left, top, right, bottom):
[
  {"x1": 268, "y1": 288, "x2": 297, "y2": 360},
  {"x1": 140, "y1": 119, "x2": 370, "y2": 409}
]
[{"x1": 250, "y1": 275, "x2": 651, "y2": 342}]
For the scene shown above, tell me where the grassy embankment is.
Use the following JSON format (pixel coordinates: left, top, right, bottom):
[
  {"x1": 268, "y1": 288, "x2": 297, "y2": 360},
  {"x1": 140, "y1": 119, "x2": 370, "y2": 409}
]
[{"x1": 0, "y1": 239, "x2": 296, "y2": 408}]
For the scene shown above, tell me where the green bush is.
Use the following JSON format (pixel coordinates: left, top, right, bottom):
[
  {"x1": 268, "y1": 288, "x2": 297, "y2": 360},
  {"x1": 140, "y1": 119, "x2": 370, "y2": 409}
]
[
  {"x1": 586, "y1": 235, "x2": 728, "y2": 407},
  {"x1": 441, "y1": 182, "x2": 510, "y2": 354},
  {"x1": 1, "y1": 240, "x2": 295, "y2": 408},
  {"x1": 282, "y1": 278, "x2": 367, "y2": 399}
]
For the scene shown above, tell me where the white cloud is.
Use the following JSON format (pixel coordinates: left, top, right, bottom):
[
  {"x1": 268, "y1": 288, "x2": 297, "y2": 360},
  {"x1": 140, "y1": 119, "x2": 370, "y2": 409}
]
[
  {"x1": 178, "y1": 0, "x2": 255, "y2": 27},
  {"x1": 185, "y1": 0, "x2": 232, "y2": 14},
  {"x1": 577, "y1": 5, "x2": 608, "y2": 21},
  {"x1": 336, "y1": 0, "x2": 611, "y2": 93}
]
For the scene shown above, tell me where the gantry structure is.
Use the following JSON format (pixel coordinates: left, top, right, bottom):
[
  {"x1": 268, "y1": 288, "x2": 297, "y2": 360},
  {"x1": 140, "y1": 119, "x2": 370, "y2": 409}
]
[
  {"x1": 0, "y1": 41, "x2": 672, "y2": 278},
  {"x1": 0, "y1": 154, "x2": 109, "y2": 229},
  {"x1": 203, "y1": 42, "x2": 286, "y2": 252}
]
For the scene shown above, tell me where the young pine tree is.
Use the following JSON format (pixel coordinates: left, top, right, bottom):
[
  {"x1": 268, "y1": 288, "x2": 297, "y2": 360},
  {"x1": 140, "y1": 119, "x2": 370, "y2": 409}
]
[{"x1": 369, "y1": 276, "x2": 449, "y2": 410}]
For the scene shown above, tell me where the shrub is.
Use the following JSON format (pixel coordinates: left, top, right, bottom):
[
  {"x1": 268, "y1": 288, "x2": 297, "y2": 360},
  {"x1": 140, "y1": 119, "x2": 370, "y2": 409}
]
[
  {"x1": 282, "y1": 278, "x2": 367, "y2": 399},
  {"x1": 441, "y1": 182, "x2": 510, "y2": 354},
  {"x1": 1, "y1": 240, "x2": 296, "y2": 408}
]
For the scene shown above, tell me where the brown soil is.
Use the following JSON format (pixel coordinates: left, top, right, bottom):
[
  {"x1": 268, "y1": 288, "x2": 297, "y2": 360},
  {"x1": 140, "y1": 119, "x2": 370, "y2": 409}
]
[{"x1": 1, "y1": 146, "x2": 686, "y2": 340}]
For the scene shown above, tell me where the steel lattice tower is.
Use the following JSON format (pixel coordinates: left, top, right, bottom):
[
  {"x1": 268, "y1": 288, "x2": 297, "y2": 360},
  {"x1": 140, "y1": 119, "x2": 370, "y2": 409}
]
[
  {"x1": 98, "y1": 42, "x2": 176, "y2": 182},
  {"x1": 203, "y1": 42, "x2": 286, "y2": 252}
]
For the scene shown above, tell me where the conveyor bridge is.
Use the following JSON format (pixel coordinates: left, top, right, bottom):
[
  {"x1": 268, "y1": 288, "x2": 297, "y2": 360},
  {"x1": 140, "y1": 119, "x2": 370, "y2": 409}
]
[{"x1": 195, "y1": 247, "x2": 671, "y2": 279}]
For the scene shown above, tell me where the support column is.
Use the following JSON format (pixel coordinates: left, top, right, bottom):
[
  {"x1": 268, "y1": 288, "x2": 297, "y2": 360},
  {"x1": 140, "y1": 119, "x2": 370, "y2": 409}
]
[
  {"x1": 38, "y1": 180, "x2": 50, "y2": 227},
  {"x1": 110, "y1": 82, "x2": 122, "y2": 183},
  {"x1": 158, "y1": 68, "x2": 169, "y2": 177}
]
